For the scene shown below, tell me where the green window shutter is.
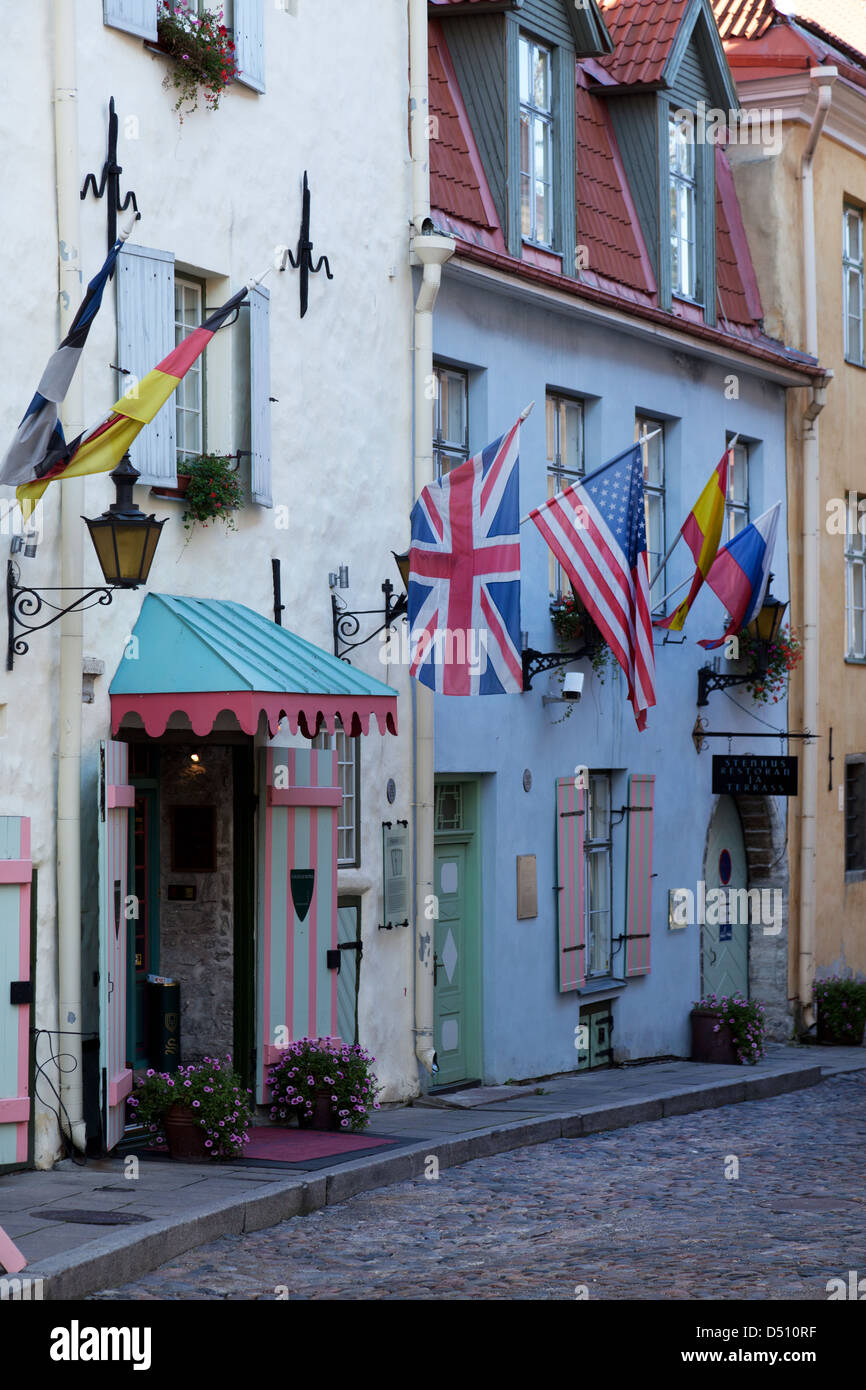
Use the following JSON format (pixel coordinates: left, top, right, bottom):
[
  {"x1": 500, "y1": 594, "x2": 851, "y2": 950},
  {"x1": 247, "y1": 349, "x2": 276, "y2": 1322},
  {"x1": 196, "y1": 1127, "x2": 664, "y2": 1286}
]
[
  {"x1": 656, "y1": 98, "x2": 672, "y2": 311},
  {"x1": 116, "y1": 243, "x2": 176, "y2": 486},
  {"x1": 555, "y1": 43, "x2": 577, "y2": 276},
  {"x1": 103, "y1": 0, "x2": 157, "y2": 40},
  {"x1": 234, "y1": 0, "x2": 266, "y2": 93},
  {"x1": 556, "y1": 776, "x2": 586, "y2": 991},
  {"x1": 505, "y1": 15, "x2": 522, "y2": 259},
  {"x1": 249, "y1": 284, "x2": 272, "y2": 507},
  {"x1": 624, "y1": 774, "x2": 655, "y2": 976}
]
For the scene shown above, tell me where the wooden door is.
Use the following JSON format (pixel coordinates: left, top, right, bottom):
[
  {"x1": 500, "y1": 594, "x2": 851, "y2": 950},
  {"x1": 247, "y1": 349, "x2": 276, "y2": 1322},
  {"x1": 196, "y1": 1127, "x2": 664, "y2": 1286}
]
[
  {"x1": 702, "y1": 795, "x2": 749, "y2": 999},
  {"x1": 433, "y1": 842, "x2": 469, "y2": 1087}
]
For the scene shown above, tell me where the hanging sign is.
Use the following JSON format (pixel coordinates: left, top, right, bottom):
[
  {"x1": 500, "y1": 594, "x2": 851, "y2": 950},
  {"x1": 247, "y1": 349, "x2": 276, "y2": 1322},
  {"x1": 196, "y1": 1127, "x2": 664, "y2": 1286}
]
[
  {"x1": 712, "y1": 754, "x2": 798, "y2": 796},
  {"x1": 290, "y1": 868, "x2": 316, "y2": 922}
]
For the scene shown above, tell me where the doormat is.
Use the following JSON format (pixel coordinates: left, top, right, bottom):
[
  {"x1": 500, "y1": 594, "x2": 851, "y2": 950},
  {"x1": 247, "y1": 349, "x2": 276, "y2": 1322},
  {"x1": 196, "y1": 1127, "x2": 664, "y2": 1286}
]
[{"x1": 125, "y1": 1127, "x2": 406, "y2": 1170}]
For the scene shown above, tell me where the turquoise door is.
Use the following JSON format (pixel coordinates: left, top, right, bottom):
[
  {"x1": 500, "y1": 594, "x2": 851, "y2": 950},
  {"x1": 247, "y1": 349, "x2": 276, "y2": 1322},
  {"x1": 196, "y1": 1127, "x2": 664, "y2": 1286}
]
[
  {"x1": 702, "y1": 796, "x2": 749, "y2": 999},
  {"x1": 433, "y1": 842, "x2": 469, "y2": 1087}
]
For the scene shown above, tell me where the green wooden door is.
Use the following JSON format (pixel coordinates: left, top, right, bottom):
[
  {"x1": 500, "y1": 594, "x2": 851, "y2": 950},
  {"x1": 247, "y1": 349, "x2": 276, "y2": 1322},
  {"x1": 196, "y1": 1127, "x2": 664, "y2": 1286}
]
[
  {"x1": 433, "y1": 842, "x2": 470, "y2": 1087},
  {"x1": 702, "y1": 795, "x2": 749, "y2": 999}
]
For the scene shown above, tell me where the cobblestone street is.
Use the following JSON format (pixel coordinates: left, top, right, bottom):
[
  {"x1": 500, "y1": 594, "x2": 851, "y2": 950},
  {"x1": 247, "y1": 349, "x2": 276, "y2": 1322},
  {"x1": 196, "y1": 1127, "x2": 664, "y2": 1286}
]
[{"x1": 87, "y1": 1073, "x2": 866, "y2": 1301}]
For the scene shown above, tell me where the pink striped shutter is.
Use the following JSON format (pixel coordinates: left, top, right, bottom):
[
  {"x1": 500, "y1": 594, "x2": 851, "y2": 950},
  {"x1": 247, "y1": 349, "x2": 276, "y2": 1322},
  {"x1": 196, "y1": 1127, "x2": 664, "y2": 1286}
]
[
  {"x1": 0, "y1": 817, "x2": 32, "y2": 1168},
  {"x1": 556, "y1": 776, "x2": 586, "y2": 991},
  {"x1": 625, "y1": 773, "x2": 655, "y2": 976},
  {"x1": 256, "y1": 746, "x2": 340, "y2": 1102},
  {"x1": 98, "y1": 741, "x2": 134, "y2": 1150}
]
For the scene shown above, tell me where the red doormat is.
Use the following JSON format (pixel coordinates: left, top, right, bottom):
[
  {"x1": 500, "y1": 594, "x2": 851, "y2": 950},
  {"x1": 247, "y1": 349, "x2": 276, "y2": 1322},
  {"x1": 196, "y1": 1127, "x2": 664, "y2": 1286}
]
[{"x1": 244, "y1": 1125, "x2": 398, "y2": 1164}]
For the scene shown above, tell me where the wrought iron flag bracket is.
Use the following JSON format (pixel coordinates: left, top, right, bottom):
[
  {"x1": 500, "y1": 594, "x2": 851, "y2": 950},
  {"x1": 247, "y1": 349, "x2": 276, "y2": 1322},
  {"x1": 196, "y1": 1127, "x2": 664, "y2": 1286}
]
[
  {"x1": 6, "y1": 559, "x2": 124, "y2": 671},
  {"x1": 332, "y1": 579, "x2": 407, "y2": 662},
  {"x1": 696, "y1": 663, "x2": 762, "y2": 707},
  {"x1": 80, "y1": 96, "x2": 140, "y2": 253},
  {"x1": 522, "y1": 638, "x2": 592, "y2": 692},
  {"x1": 691, "y1": 715, "x2": 817, "y2": 755},
  {"x1": 281, "y1": 171, "x2": 333, "y2": 318}
]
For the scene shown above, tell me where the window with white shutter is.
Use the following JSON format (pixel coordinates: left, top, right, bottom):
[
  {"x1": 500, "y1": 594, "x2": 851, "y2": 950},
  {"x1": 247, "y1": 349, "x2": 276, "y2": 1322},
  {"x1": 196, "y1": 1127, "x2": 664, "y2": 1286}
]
[
  {"x1": 234, "y1": 0, "x2": 266, "y2": 93},
  {"x1": 248, "y1": 283, "x2": 272, "y2": 506},
  {"x1": 103, "y1": 0, "x2": 158, "y2": 41},
  {"x1": 116, "y1": 244, "x2": 177, "y2": 486}
]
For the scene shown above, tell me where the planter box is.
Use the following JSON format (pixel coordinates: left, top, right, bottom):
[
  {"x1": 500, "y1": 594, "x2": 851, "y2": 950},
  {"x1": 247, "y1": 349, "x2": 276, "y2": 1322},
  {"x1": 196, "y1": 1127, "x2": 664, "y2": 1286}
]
[
  {"x1": 150, "y1": 473, "x2": 191, "y2": 501},
  {"x1": 816, "y1": 1006, "x2": 866, "y2": 1046},
  {"x1": 690, "y1": 1007, "x2": 740, "y2": 1065}
]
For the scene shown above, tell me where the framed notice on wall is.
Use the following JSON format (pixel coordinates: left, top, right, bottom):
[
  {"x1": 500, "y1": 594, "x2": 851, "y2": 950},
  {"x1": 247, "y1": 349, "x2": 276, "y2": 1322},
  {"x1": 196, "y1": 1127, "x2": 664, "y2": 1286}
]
[{"x1": 381, "y1": 821, "x2": 410, "y2": 929}]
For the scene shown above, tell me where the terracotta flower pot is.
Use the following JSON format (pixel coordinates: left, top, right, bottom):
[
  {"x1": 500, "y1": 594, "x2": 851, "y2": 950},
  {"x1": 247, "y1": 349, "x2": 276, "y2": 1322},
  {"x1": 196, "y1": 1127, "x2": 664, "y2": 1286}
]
[
  {"x1": 163, "y1": 1102, "x2": 209, "y2": 1161},
  {"x1": 690, "y1": 1008, "x2": 740, "y2": 1065},
  {"x1": 816, "y1": 1006, "x2": 866, "y2": 1046},
  {"x1": 297, "y1": 1089, "x2": 339, "y2": 1130},
  {"x1": 150, "y1": 473, "x2": 191, "y2": 501}
]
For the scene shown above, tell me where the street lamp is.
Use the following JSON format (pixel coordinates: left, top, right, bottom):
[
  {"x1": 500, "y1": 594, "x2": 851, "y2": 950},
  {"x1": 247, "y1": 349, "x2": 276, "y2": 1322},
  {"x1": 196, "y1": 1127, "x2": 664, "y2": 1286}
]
[
  {"x1": 697, "y1": 575, "x2": 789, "y2": 706},
  {"x1": 7, "y1": 453, "x2": 166, "y2": 669}
]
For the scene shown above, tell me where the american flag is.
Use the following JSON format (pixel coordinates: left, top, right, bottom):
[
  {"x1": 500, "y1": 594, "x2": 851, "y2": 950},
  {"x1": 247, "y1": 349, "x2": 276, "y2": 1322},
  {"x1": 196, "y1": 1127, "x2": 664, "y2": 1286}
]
[
  {"x1": 408, "y1": 420, "x2": 523, "y2": 695},
  {"x1": 528, "y1": 443, "x2": 656, "y2": 730}
]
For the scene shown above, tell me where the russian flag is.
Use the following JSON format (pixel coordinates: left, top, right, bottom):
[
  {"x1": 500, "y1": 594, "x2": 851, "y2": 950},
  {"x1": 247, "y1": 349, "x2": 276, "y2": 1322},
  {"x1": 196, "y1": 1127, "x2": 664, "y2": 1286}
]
[{"x1": 698, "y1": 502, "x2": 781, "y2": 650}]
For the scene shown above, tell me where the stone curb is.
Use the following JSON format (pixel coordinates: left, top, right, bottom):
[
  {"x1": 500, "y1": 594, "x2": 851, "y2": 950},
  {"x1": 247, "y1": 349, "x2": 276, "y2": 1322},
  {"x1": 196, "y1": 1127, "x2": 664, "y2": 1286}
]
[{"x1": 16, "y1": 1061, "x2": 830, "y2": 1299}]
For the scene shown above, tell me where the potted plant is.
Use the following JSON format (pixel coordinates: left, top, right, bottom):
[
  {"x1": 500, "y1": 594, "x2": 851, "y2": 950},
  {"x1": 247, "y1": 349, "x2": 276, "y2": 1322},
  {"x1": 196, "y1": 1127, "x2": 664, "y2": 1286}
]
[
  {"x1": 736, "y1": 624, "x2": 802, "y2": 705},
  {"x1": 691, "y1": 994, "x2": 767, "y2": 1065},
  {"x1": 813, "y1": 975, "x2": 866, "y2": 1045},
  {"x1": 267, "y1": 1037, "x2": 381, "y2": 1132},
  {"x1": 127, "y1": 1055, "x2": 253, "y2": 1160},
  {"x1": 156, "y1": 2, "x2": 238, "y2": 117},
  {"x1": 180, "y1": 453, "x2": 244, "y2": 536},
  {"x1": 550, "y1": 595, "x2": 614, "y2": 682}
]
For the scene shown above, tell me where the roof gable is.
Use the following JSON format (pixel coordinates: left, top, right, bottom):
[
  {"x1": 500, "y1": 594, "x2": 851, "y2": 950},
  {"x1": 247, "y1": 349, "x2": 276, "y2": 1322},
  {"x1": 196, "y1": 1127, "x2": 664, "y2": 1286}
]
[
  {"x1": 597, "y1": 0, "x2": 737, "y2": 105},
  {"x1": 431, "y1": 0, "x2": 614, "y2": 55}
]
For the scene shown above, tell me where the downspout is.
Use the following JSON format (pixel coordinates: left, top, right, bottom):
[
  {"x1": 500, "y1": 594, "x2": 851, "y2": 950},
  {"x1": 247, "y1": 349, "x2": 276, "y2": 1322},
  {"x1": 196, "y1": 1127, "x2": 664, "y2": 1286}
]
[
  {"x1": 408, "y1": 0, "x2": 454, "y2": 1077},
  {"x1": 53, "y1": 0, "x2": 87, "y2": 1152},
  {"x1": 798, "y1": 67, "x2": 836, "y2": 1027}
]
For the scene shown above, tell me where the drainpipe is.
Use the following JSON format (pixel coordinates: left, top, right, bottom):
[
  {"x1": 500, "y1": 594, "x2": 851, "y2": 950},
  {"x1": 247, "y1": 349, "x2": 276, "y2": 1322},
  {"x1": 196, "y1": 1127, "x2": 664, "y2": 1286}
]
[
  {"x1": 798, "y1": 67, "x2": 836, "y2": 1027},
  {"x1": 408, "y1": 0, "x2": 454, "y2": 1078},
  {"x1": 53, "y1": 0, "x2": 87, "y2": 1152}
]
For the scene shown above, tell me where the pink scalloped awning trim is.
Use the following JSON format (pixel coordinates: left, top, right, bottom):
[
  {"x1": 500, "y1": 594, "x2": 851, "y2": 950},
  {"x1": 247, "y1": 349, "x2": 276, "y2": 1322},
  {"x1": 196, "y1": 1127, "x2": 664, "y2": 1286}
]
[{"x1": 110, "y1": 691, "x2": 398, "y2": 739}]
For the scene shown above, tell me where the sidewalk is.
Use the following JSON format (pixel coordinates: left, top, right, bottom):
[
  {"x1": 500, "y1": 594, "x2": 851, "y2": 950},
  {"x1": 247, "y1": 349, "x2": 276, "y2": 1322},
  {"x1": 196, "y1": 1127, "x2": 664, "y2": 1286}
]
[{"x1": 1, "y1": 1043, "x2": 863, "y2": 1300}]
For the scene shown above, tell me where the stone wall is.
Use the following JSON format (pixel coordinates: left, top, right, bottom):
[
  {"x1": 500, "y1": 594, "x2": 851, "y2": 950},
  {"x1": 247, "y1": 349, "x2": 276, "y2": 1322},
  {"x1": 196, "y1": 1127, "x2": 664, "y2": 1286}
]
[{"x1": 158, "y1": 746, "x2": 234, "y2": 1063}]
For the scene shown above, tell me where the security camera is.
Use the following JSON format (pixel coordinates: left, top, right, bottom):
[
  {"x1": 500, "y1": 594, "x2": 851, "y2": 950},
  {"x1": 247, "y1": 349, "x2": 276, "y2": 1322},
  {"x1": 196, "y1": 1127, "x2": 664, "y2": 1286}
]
[{"x1": 563, "y1": 671, "x2": 584, "y2": 701}]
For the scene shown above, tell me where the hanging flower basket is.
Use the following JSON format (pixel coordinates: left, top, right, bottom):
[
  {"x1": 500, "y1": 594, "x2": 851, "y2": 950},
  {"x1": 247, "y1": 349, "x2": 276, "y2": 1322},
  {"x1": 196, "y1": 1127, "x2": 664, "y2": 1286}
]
[
  {"x1": 156, "y1": 2, "x2": 238, "y2": 117},
  {"x1": 549, "y1": 596, "x2": 613, "y2": 682},
  {"x1": 735, "y1": 624, "x2": 802, "y2": 705},
  {"x1": 181, "y1": 453, "x2": 244, "y2": 536}
]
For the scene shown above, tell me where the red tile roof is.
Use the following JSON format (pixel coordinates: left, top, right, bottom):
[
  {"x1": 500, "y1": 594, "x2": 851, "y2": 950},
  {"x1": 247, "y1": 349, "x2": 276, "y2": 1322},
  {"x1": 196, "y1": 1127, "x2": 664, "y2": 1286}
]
[
  {"x1": 712, "y1": 0, "x2": 775, "y2": 41},
  {"x1": 429, "y1": 36, "x2": 494, "y2": 231},
  {"x1": 575, "y1": 79, "x2": 655, "y2": 294},
  {"x1": 596, "y1": 0, "x2": 692, "y2": 85}
]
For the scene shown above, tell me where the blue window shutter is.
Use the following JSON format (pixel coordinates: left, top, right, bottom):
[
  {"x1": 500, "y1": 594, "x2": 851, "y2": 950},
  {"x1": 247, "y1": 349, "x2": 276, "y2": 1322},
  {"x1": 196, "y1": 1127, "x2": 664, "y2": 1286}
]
[
  {"x1": 234, "y1": 0, "x2": 265, "y2": 93},
  {"x1": 103, "y1": 0, "x2": 157, "y2": 41},
  {"x1": 116, "y1": 244, "x2": 176, "y2": 486},
  {"x1": 249, "y1": 283, "x2": 272, "y2": 507}
]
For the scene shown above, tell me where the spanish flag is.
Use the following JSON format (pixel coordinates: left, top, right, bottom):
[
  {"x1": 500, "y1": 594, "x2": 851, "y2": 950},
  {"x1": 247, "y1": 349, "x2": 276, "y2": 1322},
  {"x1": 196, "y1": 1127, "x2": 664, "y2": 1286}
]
[
  {"x1": 654, "y1": 449, "x2": 729, "y2": 631},
  {"x1": 16, "y1": 289, "x2": 247, "y2": 513}
]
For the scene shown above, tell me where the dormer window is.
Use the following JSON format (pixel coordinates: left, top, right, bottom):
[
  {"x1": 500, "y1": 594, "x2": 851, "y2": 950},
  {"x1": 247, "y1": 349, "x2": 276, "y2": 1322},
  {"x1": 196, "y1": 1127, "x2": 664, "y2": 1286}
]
[
  {"x1": 669, "y1": 113, "x2": 696, "y2": 299},
  {"x1": 519, "y1": 35, "x2": 554, "y2": 246}
]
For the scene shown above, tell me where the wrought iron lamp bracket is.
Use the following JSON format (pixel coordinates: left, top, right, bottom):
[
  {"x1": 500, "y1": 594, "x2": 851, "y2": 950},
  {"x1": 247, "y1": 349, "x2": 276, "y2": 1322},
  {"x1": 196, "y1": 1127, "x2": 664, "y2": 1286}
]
[
  {"x1": 696, "y1": 664, "x2": 759, "y2": 707},
  {"x1": 7, "y1": 559, "x2": 127, "y2": 671},
  {"x1": 332, "y1": 579, "x2": 407, "y2": 662},
  {"x1": 522, "y1": 640, "x2": 590, "y2": 692}
]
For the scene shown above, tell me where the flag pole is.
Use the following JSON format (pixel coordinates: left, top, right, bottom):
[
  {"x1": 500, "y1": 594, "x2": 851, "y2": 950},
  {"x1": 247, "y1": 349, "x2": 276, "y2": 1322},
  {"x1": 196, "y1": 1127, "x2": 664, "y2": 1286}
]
[
  {"x1": 654, "y1": 573, "x2": 694, "y2": 607},
  {"x1": 520, "y1": 427, "x2": 663, "y2": 527}
]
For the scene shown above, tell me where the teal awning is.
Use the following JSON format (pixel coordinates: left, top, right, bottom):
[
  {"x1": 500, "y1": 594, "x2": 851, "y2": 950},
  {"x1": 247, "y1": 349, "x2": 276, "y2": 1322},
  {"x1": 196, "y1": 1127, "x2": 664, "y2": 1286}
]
[{"x1": 110, "y1": 593, "x2": 398, "y2": 737}]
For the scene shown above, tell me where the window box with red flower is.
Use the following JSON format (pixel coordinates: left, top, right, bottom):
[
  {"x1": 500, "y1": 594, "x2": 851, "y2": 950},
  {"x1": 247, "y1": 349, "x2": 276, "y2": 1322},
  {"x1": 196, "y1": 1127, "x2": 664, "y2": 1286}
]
[{"x1": 156, "y1": 2, "x2": 238, "y2": 116}]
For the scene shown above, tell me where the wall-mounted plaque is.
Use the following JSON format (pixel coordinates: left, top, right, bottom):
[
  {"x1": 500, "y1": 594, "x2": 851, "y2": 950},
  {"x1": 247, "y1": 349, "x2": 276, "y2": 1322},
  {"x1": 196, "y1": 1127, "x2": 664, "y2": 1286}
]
[
  {"x1": 712, "y1": 755, "x2": 798, "y2": 797},
  {"x1": 167, "y1": 883, "x2": 197, "y2": 902},
  {"x1": 516, "y1": 855, "x2": 537, "y2": 919},
  {"x1": 381, "y1": 821, "x2": 410, "y2": 928},
  {"x1": 170, "y1": 805, "x2": 216, "y2": 873}
]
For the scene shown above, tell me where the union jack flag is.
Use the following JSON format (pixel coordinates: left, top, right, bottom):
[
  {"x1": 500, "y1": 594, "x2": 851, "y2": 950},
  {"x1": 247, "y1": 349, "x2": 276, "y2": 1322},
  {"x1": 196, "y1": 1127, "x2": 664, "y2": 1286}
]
[
  {"x1": 528, "y1": 443, "x2": 656, "y2": 730},
  {"x1": 408, "y1": 420, "x2": 523, "y2": 695}
]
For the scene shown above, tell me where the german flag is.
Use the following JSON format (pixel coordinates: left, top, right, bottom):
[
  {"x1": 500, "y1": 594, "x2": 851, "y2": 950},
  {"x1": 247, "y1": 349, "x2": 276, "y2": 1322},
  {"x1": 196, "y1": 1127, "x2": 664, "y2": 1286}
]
[
  {"x1": 16, "y1": 289, "x2": 247, "y2": 513},
  {"x1": 653, "y1": 449, "x2": 730, "y2": 632}
]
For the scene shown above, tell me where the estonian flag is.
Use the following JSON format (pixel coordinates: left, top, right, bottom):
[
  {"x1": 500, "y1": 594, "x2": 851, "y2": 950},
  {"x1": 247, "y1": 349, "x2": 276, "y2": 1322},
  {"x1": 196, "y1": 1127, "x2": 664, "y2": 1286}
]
[
  {"x1": 698, "y1": 502, "x2": 781, "y2": 650},
  {"x1": 0, "y1": 236, "x2": 128, "y2": 491}
]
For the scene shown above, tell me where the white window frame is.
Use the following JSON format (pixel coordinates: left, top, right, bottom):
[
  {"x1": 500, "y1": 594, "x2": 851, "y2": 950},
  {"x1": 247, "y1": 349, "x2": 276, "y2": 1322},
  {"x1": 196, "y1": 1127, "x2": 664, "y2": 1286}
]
[
  {"x1": 433, "y1": 364, "x2": 469, "y2": 481},
  {"x1": 546, "y1": 393, "x2": 584, "y2": 601},
  {"x1": 725, "y1": 435, "x2": 750, "y2": 541},
  {"x1": 669, "y1": 112, "x2": 697, "y2": 300},
  {"x1": 843, "y1": 204, "x2": 864, "y2": 366},
  {"x1": 313, "y1": 723, "x2": 360, "y2": 867},
  {"x1": 519, "y1": 34, "x2": 554, "y2": 248},
  {"x1": 174, "y1": 276, "x2": 204, "y2": 466},
  {"x1": 636, "y1": 415, "x2": 666, "y2": 613},
  {"x1": 846, "y1": 493, "x2": 866, "y2": 661},
  {"x1": 585, "y1": 772, "x2": 613, "y2": 978}
]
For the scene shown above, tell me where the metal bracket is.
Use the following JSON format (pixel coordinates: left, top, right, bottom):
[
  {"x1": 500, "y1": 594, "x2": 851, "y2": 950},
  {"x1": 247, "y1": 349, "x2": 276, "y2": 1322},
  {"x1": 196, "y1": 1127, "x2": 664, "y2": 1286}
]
[
  {"x1": 80, "y1": 96, "x2": 140, "y2": 253},
  {"x1": 697, "y1": 663, "x2": 757, "y2": 707},
  {"x1": 7, "y1": 559, "x2": 121, "y2": 671},
  {"x1": 332, "y1": 580, "x2": 407, "y2": 662},
  {"x1": 283, "y1": 171, "x2": 333, "y2": 318}
]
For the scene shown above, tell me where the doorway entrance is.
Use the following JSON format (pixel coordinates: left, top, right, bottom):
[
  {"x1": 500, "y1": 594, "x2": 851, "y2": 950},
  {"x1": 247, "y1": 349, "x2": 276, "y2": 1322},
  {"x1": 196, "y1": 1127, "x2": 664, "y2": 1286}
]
[
  {"x1": 433, "y1": 779, "x2": 481, "y2": 1088},
  {"x1": 702, "y1": 794, "x2": 749, "y2": 999}
]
